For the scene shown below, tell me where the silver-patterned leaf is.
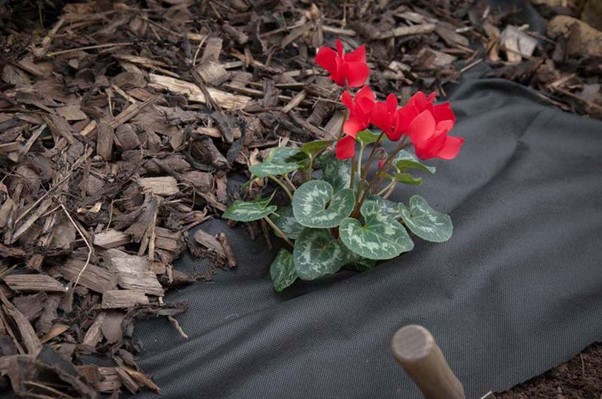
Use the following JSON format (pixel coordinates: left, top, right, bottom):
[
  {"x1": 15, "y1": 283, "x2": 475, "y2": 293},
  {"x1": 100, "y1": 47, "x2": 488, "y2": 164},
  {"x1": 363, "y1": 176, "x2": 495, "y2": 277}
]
[
  {"x1": 222, "y1": 198, "x2": 277, "y2": 222},
  {"x1": 249, "y1": 162, "x2": 300, "y2": 177},
  {"x1": 339, "y1": 200, "x2": 414, "y2": 260},
  {"x1": 400, "y1": 195, "x2": 452, "y2": 243},
  {"x1": 366, "y1": 197, "x2": 404, "y2": 219},
  {"x1": 293, "y1": 229, "x2": 347, "y2": 280},
  {"x1": 292, "y1": 180, "x2": 354, "y2": 228},
  {"x1": 266, "y1": 147, "x2": 304, "y2": 164},
  {"x1": 394, "y1": 150, "x2": 436, "y2": 174},
  {"x1": 321, "y1": 152, "x2": 352, "y2": 192},
  {"x1": 270, "y1": 249, "x2": 297, "y2": 291},
  {"x1": 272, "y1": 206, "x2": 304, "y2": 240}
]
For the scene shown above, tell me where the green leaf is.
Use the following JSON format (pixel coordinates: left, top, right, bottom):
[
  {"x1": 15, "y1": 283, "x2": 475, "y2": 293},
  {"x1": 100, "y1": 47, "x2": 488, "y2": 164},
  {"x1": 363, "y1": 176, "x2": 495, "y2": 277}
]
[
  {"x1": 321, "y1": 152, "x2": 352, "y2": 192},
  {"x1": 356, "y1": 129, "x2": 380, "y2": 145},
  {"x1": 345, "y1": 252, "x2": 377, "y2": 272},
  {"x1": 301, "y1": 140, "x2": 333, "y2": 157},
  {"x1": 249, "y1": 162, "x2": 300, "y2": 178},
  {"x1": 393, "y1": 173, "x2": 422, "y2": 185},
  {"x1": 400, "y1": 195, "x2": 452, "y2": 243},
  {"x1": 272, "y1": 206, "x2": 304, "y2": 240},
  {"x1": 266, "y1": 147, "x2": 305, "y2": 164},
  {"x1": 293, "y1": 229, "x2": 347, "y2": 280},
  {"x1": 366, "y1": 197, "x2": 404, "y2": 219},
  {"x1": 270, "y1": 249, "x2": 297, "y2": 291},
  {"x1": 339, "y1": 200, "x2": 414, "y2": 260},
  {"x1": 394, "y1": 150, "x2": 436, "y2": 174},
  {"x1": 292, "y1": 180, "x2": 355, "y2": 228},
  {"x1": 222, "y1": 197, "x2": 277, "y2": 222}
]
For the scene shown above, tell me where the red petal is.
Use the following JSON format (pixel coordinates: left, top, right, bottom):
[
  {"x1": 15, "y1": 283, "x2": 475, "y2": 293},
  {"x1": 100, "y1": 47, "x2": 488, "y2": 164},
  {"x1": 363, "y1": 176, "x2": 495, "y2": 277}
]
[
  {"x1": 343, "y1": 118, "x2": 364, "y2": 137},
  {"x1": 345, "y1": 44, "x2": 366, "y2": 63},
  {"x1": 341, "y1": 91, "x2": 353, "y2": 109},
  {"x1": 370, "y1": 102, "x2": 391, "y2": 132},
  {"x1": 385, "y1": 94, "x2": 398, "y2": 112},
  {"x1": 396, "y1": 104, "x2": 419, "y2": 134},
  {"x1": 408, "y1": 110, "x2": 436, "y2": 145},
  {"x1": 412, "y1": 92, "x2": 429, "y2": 110},
  {"x1": 436, "y1": 136, "x2": 464, "y2": 160},
  {"x1": 356, "y1": 86, "x2": 375, "y2": 103},
  {"x1": 345, "y1": 62, "x2": 370, "y2": 87},
  {"x1": 434, "y1": 103, "x2": 456, "y2": 123},
  {"x1": 335, "y1": 135, "x2": 356, "y2": 160},
  {"x1": 316, "y1": 47, "x2": 337, "y2": 76},
  {"x1": 336, "y1": 39, "x2": 344, "y2": 57}
]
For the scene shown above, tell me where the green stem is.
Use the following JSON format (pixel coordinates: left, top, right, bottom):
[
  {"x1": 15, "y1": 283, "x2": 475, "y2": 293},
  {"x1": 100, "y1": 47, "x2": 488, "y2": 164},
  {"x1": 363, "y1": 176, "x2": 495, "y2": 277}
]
[
  {"x1": 283, "y1": 175, "x2": 296, "y2": 192},
  {"x1": 356, "y1": 144, "x2": 365, "y2": 184},
  {"x1": 360, "y1": 133, "x2": 384, "y2": 180},
  {"x1": 263, "y1": 216, "x2": 294, "y2": 247},
  {"x1": 349, "y1": 151, "x2": 356, "y2": 191},
  {"x1": 268, "y1": 176, "x2": 293, "y2": 201},
  {"x1": 376, "y1": 180, "x2": 396, "y2": 197},
  {"x1": 383, "y1": 181, "x2": 398, "y2": 199}
]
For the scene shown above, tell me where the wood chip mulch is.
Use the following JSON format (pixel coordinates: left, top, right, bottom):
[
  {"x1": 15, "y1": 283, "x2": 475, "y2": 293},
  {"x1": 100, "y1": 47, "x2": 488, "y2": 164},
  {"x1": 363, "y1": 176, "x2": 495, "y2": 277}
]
[{"x1": 0, "y1": 0, "x2": 600, "y2": 397}]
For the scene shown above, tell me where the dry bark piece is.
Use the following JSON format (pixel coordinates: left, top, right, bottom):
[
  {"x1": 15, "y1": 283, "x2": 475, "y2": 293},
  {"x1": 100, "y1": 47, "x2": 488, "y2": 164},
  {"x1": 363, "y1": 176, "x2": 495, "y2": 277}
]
[
  {"x1": 94, "y1": 230, "x2": 132, "y2": 249},
  {"x1": 102, "y1": 290, "x2": 149, "y2": 309},
  {"x1": 139, "y1": 176, "x2": 179, "y2": 196},
  {"x1": 96, "y1": 119, "x2": 115, "y2": 160},
  {"x1": 3, "y1": 274, "x2": 66, "y2": 292},
  {"x1": 547, "y1": 16, "x2": 602, "y2": 57},
  {"x1": 52, "y1": 259, "x2": 117, "y2": 293}
]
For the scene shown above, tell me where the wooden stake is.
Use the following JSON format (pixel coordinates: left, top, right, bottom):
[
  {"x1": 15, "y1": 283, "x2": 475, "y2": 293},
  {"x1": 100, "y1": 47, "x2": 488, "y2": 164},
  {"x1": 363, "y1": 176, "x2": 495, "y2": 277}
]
[{"x1": 391, "y1": 325, "x2": 465, "y2": 399}]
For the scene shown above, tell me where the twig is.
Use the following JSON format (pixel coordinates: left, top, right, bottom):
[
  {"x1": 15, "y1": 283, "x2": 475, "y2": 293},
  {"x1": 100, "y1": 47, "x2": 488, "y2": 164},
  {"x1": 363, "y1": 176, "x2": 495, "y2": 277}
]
[
  {"x1": 263, "y1": 217, "x2": 294, "y2": 247},
  {"x1": 59, "y1": 202, "x2": 92, "y2": 291},
  {"x1": 47, "y1": 42, "x2": 133, "y2": 57},
  {"x1": 168, "y1": 316, "x2": 189, "y2": 339}
]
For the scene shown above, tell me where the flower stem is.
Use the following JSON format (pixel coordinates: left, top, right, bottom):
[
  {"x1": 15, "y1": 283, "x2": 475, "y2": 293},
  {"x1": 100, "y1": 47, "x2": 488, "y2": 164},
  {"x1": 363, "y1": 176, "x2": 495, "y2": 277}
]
[
  {"x1": 360, "y1": 133, "x2": 384, "y2": 180},
  {"x1": 263, "y1": 216, "x2": 294, "y2": 247},
  {"x1": 283, "y1": 175, "x2": 296, "y2": 192},
  {"x1": 269, "y1": 176, "x2": 294, "y2": 201},
  {"x1": 376, "y1": 180, "x2": 396, "y2": 197},
  {"x1": 349, "y1": 151, "x2": 357, "y2": 191}
]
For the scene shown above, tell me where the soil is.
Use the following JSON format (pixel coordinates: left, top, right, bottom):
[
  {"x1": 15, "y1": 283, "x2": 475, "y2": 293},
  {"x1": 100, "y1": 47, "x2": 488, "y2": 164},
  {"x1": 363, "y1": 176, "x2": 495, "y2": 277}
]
[
  {"x1": 499, "y1": 342, "x2": 602, "y2": 398},
  {"x1": 0, "y1": 0, "x2": 600, "y2": 397}
]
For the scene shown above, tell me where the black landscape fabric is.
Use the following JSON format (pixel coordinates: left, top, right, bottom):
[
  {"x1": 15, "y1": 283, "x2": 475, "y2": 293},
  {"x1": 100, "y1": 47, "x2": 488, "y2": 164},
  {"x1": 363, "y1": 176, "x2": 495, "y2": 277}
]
[{"x1": 133, "y1": 77, "x2": 602, "y2": 399}]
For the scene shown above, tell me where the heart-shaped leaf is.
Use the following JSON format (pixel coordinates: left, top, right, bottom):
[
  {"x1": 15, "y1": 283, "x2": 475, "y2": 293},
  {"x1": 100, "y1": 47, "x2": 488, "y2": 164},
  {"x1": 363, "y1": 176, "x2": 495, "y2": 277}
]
[
  {"x1": 270, "y1": 249, "x2": 297, "y2": 291},
  {"x1": 321, "y1": 152, "x2": 352, "y2": 192},
  {"x1": 356, "y1": 129, "x2": 380, "y2": 145},
  {"x1": 292, "y1": 180, "x2": 354, "y2": 228},
  {"x1": 222, "y1": 197, "x2": 277, "y2": 222},
  {"x1": 339, "y1": 200, "x2": 414, "y2": 260},
  {"x1": 293, "y1": 229, "x2": 348, "y2": 280},
  {"x1": 366, "y1": 197, "x2": 404, "y2": 219},
  {"x1": 249, "y1": 162, "x2": 300, "y2": 178},
  {"x1": 272, "y1": 206, "x2": 304, "y2": 240},
  {"x1": 345, "y1": 251, "x2": 377, "y2": 272},
  {"x1": 400, "y1": 195, "x2": 452, "y2": 243},
  {"x1": 301, "y1": 140, "x2": 333, "y2": 157},
  {"x1": 393, "y1": 172, "x2": 422, "y2": 185},
  {"x1": 394, "y1": 150, "x2": 436, "y2": 174},
  {"x1": 266, "y1": 147, "x2": 305, "y2": 164}
]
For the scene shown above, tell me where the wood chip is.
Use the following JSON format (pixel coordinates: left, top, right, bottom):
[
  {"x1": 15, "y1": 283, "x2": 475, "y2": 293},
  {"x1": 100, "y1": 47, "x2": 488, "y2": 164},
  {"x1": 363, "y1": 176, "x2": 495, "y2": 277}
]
[
  {"x1": 102, "y1": 290, "x2": 149, "y2": 309},
  {"x1": 53, "y1": 259, "x2": 117, "y2": 293},
  {"x1": 139, "y1": 176, "x2": 179, "y2": 196},
  {"x1": 3, "y1": 274, "x2": 65, "y2": 292}
]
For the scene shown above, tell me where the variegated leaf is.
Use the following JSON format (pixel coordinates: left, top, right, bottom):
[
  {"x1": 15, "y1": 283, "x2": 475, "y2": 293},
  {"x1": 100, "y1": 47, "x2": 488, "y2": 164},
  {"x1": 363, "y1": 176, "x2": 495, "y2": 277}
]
[
  {"x1": 222, "y1": 198, "x2": 277, "y2": 222},
  {"x1": 292, "y1": 180, "x2": 354, "y2": 228},
  {"x1": 249, "y1": 162, "x2": 300, "y2": 177},
  {"x1": 366, "y1": 197, "x2": 404, "y2": 219},
  {"x1": 270, "y1": 249, "x2": 297, "y2": 291},
  {"x1": 301, "y1": 140, "x2": 333, "y2": 156},
  {"x1": 293, "y1": 229, "x2": 347, "y2": 280},
  {"x1": 266, "y1": 147, "x2": 305, "y2": 164},
  {"x1": 272, "y1": 206, "x2": 304, "y2": 240},
  {"x1": 400, "y1": 195, "x2": 452, "y2": 243},
  {"x1": 321, "y1": 152, "x2": 352, "y2": 192},
  {"x1": 394, "y1": 150, "x2": 436, "y2": 174},
  {"x1": 339, "y1": 200, "x2": 414, "y2": 260}
]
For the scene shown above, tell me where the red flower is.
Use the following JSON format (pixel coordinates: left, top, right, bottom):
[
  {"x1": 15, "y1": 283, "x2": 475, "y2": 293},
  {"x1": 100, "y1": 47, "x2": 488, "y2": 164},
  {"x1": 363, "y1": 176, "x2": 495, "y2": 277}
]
[
  {"x1": 398, "y1": 92, "x2": 463, "y2": 160},
  {"x1": 371, "y1": 94, "x2": 405, "y2": 141},
  {"x1": 335, "y1": 135, "x2": 356, "y2": 160},
  {"x1": 341, "y1": 86, "x2": 375, "y2": 136},
  {"x1": 315, "y1": 39, "x2": 370, "y2": 88}
]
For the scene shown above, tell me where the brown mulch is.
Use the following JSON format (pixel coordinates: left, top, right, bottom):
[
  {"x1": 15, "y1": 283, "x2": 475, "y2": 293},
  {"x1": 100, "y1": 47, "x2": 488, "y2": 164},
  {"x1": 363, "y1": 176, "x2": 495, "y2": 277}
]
[{"x1": 0, "y1": 0, "x2": 600, "y2": 397}]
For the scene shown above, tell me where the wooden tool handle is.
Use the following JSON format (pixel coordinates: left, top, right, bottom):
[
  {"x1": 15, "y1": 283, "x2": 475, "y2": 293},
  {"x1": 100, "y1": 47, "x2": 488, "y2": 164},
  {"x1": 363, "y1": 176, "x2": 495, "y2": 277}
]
[{"x1": 391, "y1": 325, "x2": 465, "y2": 399}]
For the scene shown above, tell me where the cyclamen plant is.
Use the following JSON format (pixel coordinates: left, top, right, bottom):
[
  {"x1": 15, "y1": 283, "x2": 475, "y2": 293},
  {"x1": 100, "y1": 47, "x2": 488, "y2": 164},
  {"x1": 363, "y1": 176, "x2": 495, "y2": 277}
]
[{"x1": 223, "y1": 39, "x2": 464, "y2": 291}]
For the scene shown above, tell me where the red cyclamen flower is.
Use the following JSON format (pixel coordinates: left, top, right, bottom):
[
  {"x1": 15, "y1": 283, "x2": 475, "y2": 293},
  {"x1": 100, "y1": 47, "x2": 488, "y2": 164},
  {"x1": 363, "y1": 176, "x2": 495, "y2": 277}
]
[
  {"x1": 398, "y1": 92, "x2": 463, "y2": 160},
  {"x1": 371, "y1": 94, "x2": 405, "y2": 141},
  {"x1": 315, "y1": 39, "x2": 370, "y2": 88},
  {"x1": 335, "y1": 87, "x2": 376, "y2": 160},
  {"x1": 341, "y1": 86, "x2": 375, "y2": 136}
]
